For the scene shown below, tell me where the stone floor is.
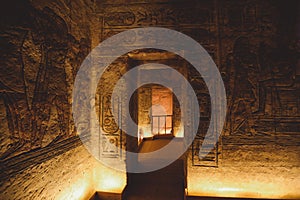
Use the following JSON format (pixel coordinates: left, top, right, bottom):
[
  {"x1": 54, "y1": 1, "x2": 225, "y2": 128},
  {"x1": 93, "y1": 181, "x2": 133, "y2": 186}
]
[{"x1": 122, "y1": 138, "x2": 186, "y2": 200}]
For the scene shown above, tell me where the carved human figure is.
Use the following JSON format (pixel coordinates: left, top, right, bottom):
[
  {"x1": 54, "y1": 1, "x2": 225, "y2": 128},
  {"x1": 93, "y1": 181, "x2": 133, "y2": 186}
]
[
  {"x1": 0, "y1": 5, "x2": 89, "y2": 158},
  {"x1": 256, "y1": 42, "x2": 296, "y2": 116},
  {"x1": 229, "y1": 37, "x2": 259, "y2": 135}
]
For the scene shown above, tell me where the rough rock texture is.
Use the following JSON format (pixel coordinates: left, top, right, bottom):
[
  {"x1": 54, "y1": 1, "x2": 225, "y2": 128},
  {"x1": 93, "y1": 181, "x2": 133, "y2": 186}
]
[
  {"x1": 0, "y1": 145, "x2": 95, "y2": 200},
  {"x1": 0, "y1": 145, "x2": 126, "y2": 200}
]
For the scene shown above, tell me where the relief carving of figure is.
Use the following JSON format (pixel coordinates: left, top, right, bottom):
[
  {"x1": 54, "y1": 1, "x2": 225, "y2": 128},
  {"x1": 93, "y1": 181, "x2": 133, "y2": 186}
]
[
  {"x1": 0, "y1": 5, "x2": 90, "y2": 159},
  {"x1": 228, "y1": 37, "x2": 259, "y2": 135},
  {"x1": 256, "y1": 42, "x2": 297, "y2": 116}
]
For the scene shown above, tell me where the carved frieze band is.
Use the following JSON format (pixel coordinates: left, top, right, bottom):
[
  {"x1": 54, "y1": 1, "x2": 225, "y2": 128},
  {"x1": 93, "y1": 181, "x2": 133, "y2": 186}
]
[{"x1": 102, "y1": 4, "x2": 214, "y2": 28}]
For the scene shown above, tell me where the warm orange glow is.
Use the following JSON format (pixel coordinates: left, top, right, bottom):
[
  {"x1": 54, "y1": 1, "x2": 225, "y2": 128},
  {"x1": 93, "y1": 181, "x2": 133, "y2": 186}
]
[
  {"x1": 152, "y1": 88, "x2": 173, "y2": 116},
  {"x1": 187, "y1": 167, "x2": 300, "y2": 199},
  {"x1": 152, "y1": 87, "x2": 173, "y2": 135},
  {"x1": 217, "y1": 187, "x2": 242, "y2": 192},
  {"x1": 93, "y1": 162, "x2": 126, "y2": 193},
  {"x1": 55, "y1": 170, "x2": 94, "y2": 200},
  {"x1": 188, "y1": 180, "x2": 299, "y2": 198},
  {"x1": 138, "y1": 126, "x2": 153, "y2": 139},
  {"x1": 174, "y1": 123, "x2": 184, "y2": 137},
  {"x1": 55, "y1": 158, "x2": 126, "y2": 200}
]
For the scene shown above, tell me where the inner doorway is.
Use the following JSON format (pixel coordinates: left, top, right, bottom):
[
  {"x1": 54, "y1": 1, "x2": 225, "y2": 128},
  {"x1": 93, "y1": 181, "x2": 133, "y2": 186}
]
[
  {"x1": 136, "y1": 62, "x2": 187, "y2": 141},
  {"x1": 138, "y1": 83, "x2": 176, "y2": 141},
  {"x1": 151, "y1": 86, "x2": 173, "y2": 137}
]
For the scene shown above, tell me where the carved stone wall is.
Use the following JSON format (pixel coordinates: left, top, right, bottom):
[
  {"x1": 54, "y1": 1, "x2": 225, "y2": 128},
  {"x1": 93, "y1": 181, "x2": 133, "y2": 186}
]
[
  {"x1": 97, "y1": 0, "x2": 299, "y2": 149},
  {"x1": 219, "y1": 1, "x2": 300, "y2": 136},
  {"x1": 0, "y1": 0, "x2": 299, "y2": 199},
  {"x1": 96, "y1": 56, "x2": 128, "y2": 159},
  {"x1": 0, "y1": 0, "x2": 94, "y2": 160}
]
